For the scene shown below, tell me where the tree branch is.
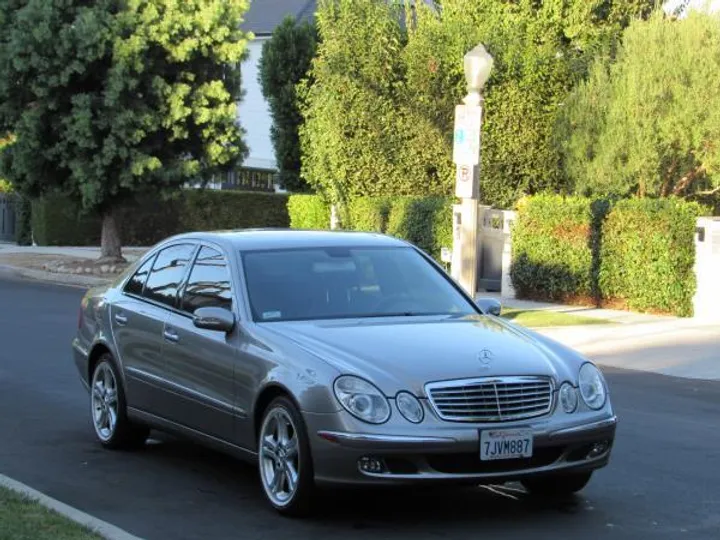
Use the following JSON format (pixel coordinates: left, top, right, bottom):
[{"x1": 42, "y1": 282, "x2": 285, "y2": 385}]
[{"x1": 672, "y1": 166, "x2": 706, "y2": 196}]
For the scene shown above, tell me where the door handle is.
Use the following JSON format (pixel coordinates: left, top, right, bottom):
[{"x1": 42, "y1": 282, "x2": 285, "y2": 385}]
[
  {"x1": 114, "y1": 313, "x2": 128, "y2": 325},
  {"x1": 163, "y1": 328, "x2": 179, "y2": 343}
]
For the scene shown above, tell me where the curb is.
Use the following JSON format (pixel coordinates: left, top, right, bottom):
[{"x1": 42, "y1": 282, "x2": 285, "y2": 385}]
[
  {"x1": 0, "y1": 473, "x2": 144, "y2": 540},
  {"x1": 0, "y1": 264, "x2": 112, "y2": 288}
]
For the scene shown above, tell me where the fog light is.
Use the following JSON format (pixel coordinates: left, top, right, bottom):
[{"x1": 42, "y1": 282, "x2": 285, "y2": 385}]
[
  {"x1": 587, "y1": 441, "x2": 609, "y2": 458},
  {"x1": 358, "y1": 456, "x2": 386, "y2": 474}
]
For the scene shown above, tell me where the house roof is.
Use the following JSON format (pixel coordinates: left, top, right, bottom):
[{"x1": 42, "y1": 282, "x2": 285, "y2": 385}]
[{"x1": 243, "y1": 0, "x2": 317, "y2": 36}]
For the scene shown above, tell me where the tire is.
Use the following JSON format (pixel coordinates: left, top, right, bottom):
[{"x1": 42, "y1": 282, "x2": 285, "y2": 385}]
[
  {"x1": 258, "y1": 396, "x2": 315, "y2": 517},
  {"x1": 521, "y1": 471, "x2": 593, "y2": 497},
  {"x1": 90, "y1": 354, "x2": 149, "y2": 450}
]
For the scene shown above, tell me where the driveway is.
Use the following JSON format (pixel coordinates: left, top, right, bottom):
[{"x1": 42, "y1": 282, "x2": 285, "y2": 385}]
[{"x1": 0, "y1": 276, "x2": 718, "y2": 539}]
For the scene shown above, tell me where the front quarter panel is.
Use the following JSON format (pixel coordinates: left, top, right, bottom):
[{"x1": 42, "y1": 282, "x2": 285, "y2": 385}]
[{"x1": 249, "y1": 325, "x2": 342, "y2": 415}]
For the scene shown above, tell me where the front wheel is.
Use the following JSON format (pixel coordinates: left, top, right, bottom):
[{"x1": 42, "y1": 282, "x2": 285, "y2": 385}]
[
  {"x1": 521, "y1": 471, "x2": 592, "y2": 497},
  {"x1": 258, "y1": 397, "x2": 315, "y2": 517},
  {"x1": 90, "y1": 354, "x2": 149, "y2": 450}
]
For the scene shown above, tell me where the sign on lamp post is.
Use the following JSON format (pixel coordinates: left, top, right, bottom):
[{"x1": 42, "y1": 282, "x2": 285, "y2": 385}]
[{"x1": 451, "y1": 44, "x2": 493, "y2": 296}]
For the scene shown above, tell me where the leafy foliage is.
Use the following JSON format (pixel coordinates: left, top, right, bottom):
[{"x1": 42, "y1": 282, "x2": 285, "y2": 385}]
[
  {"x1": 511, "y1": 194, "x2": 703, "y2": 316},
  {"x1": 558, "y1": 11, "x2": 720, "y2": 199},
  {"x1": 346, "y1": 197, "x2": 392, "y2": 233},
  {"x1": 31, "y1": 191, "x2": 289, "y2": 246},
  {"x1": 0, "y1": 179, "x2": 11, "y2": 193},
  {"x1": 510, "y1": 194, "x2": 608, "y2": 303},
  {"x1": 287, "y1": 194, "x2": 330, "y2": 229},
  {"x1": 259, "y1": 16, "x2": 318, "y2": 192},
  {"x1": 0, "y1": 0, "x2": 251, "y2": 257},
  {"x1": 300, "y1": 0, "x2": 445, "y2": 205},
  {"x1": 599, "y1": 198, "x2": 703, "y2": 316},
  {"x1": 301, "y1": 0, "x2": 654, "y2": 209},
  {"x1": 386, "y1": 196, "x2": 453, "y2": 261}
]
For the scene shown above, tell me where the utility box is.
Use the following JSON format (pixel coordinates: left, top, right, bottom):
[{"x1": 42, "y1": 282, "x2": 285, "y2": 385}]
[{"x1": 692, "y1": 217, "x2": 720, "y2": 320}]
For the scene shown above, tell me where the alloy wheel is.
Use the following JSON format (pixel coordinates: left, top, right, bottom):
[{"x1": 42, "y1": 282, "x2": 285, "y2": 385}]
[
  {"x1": 259, "y1": 406, "x2": 301, "y2": 507},
  {"x1": 91, "y1": 362, "x2": 119, "y2": 442}
]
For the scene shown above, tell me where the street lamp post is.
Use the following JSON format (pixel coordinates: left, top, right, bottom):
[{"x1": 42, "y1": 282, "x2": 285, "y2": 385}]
[{"x1": 451, "y1": 43, "x2": 493, "y2": 296}]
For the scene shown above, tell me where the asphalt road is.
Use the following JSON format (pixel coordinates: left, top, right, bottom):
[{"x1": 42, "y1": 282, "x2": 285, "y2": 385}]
[{"x1": 1, "y1": 276, "x2": 719, "y2": 540}]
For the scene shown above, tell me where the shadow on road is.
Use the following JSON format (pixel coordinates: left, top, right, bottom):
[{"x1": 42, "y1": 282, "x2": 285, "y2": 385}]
[{"x1": 135, "y1": 432, "x2": 591, "y2": 533}]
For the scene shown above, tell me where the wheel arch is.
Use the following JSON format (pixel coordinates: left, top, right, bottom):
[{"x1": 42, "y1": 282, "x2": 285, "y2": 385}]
[
  {"x1": 87, "y1": 342, "x2": 114, "y2": 383},
  {"x1": 253, "y1": 383, "x2": 302, "y2": 442}
]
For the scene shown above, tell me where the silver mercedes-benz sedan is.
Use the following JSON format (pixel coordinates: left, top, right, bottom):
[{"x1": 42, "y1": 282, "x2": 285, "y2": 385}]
[{"x1": 72, "y1": 230, "x2": 617, "y2": 516}]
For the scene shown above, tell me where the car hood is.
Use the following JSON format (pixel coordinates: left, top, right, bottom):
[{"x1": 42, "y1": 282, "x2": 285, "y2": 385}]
[{"x1": 264, "y1": 315, "x2": 581, "y2": 396}]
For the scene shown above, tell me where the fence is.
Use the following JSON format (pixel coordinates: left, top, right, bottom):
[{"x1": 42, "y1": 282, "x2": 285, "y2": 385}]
[{"x1": 0, "y1": 194, "x2": 16, "y2": 242}]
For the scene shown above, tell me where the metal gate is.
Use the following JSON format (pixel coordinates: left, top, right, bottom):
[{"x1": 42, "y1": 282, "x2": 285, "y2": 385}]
[
  {"x1": 0, "y1": 194, "x2": 17, "y2": 242},
  {"x1": 477, "y1": 208, "x2": 515, "y2": 292}
]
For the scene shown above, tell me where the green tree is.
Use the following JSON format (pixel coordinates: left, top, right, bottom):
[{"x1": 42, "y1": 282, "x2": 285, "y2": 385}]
[
  {"x1": 558, "y1": 11, "x2": 720, "y2": 199},
  {"x1": 0, "y1": 0, "x2": 250, "y2": 260},
  {"x1": 259, "y1": 15, "x2": 318, "y2": 192},
  {"x1": 301, "y1": 0, "x2": 655, "y2": 210},
  {"x1": 402, "y1": 0, "x2": 657, "y2": 209}
]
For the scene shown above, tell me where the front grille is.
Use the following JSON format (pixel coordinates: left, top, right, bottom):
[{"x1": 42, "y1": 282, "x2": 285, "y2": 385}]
[{"x1": 426, "y1": 376, "x2": 554, "y2": 422}]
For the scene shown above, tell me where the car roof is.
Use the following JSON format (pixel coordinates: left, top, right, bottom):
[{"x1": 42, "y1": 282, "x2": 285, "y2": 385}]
[{"x1": 161, "y1": 229, "x2": 410, "y2": 251}]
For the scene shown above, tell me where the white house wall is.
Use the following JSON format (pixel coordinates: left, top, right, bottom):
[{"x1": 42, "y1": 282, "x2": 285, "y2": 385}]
[{"x1": 238, "y1": 38, "x2": 277, "y2": 171}]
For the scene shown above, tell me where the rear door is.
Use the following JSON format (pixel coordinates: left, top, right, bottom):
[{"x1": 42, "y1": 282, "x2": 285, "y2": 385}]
[
  {"x1": 113, "y1": 243, "x2": 197, "y2": 415},
  {"x1": 161, "y1": 244, "x2": 239, "y2": 442}
]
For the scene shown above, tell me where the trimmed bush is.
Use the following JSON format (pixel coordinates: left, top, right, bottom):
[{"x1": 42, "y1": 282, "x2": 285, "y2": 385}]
[
  {"x1": 32, "y1": 190, "x2": 290, "y2": 246},
  {"x1": 31, "y1": 194, "x2": 101, "y2": 246},
  {"x1": 178, "y1": 190, "x2": 289, "y2": 232},
  {"x1": 346, "y1": 197, "x2": 391, "y2": 232},
  {"x1": 599, "y1": 198, "x2": 702, "y2": 316},
  {"x1": 510, "y1": 194, "x2": 609, "y2": 303},
  {"x1": 287, "y1": 194, "x2": 330, "y2": 229},
  {"x1": 386, "y1": 196, "x2": 453, "y2": 260}
]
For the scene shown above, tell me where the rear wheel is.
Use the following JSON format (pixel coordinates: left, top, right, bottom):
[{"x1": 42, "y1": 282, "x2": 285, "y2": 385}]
[
  {"x1": 258, "y1": 397, "x2": 315, "y2": 517},
  {"x1": 90, "y1": 354, "x2": 149, "y2": 450},
  {"x1": 521, "y1": 471, "x2": 592, "y2": 497}
]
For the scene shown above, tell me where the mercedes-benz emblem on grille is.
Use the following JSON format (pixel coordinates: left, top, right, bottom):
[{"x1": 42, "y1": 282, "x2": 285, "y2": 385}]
[{"x1": 478, "y1": 349, "x2": 493, "y2": 367}]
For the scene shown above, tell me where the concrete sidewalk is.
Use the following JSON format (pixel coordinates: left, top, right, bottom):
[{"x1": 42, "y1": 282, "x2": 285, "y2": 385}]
[
  {"x1": 0, "y1": 243, "x2": 148, "y2": 262},
  {"x1": 480, "y1": 291, "x2": 674, "y2": 325}
]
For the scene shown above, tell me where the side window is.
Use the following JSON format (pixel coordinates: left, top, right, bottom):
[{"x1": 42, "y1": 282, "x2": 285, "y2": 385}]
[
  {"x1": 181, "y1": 246, "x2": 233, "y2": 314},
  {"x1": 143, "y1": 244, "x2": 196, "y2": 308},
  {"x1": 123, "y1": 254, "x2": 156, "y2": 296}
]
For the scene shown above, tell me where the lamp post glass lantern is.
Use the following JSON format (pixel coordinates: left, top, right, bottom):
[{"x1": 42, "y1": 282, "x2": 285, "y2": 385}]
[
  {"x1": 451, "y1": 43, "x2": 493, "y2": 296},
  {"x1": 463, "y1": 44, "x2": 494, "y2": 105}
]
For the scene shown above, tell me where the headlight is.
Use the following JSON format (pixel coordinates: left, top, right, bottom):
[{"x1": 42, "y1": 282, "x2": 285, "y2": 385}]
[
  {"x1": 578, "y1": 363, "x2": 607, "y2": 410},
  {"x1": 334, "y1": 376, "x2": 391, "y2": 424},
  {"x1": 396, "y1": 392, "x2": 424, "y2": 423},
  {"x1": 559, "y1": 382, "x2": 578, "y2": 413}
]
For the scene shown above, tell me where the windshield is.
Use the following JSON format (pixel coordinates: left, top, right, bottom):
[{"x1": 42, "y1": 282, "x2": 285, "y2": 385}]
[{"x1": 241, "y1": 246, "x2": 478, "y2": 322}]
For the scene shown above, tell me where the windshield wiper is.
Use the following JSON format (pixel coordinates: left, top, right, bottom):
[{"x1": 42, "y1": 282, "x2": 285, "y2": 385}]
[{"x1": 351, "y1": 311, "x2": 449, "y2": 319}]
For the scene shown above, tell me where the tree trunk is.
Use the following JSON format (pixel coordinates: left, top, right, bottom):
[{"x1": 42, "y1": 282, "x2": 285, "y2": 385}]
[{"x1": 100, "y1": 207, "x2": 125, "y2": 263}]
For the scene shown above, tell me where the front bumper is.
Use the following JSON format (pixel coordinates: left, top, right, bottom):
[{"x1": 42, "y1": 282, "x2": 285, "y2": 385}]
[{"x1": 306, "y1": 410, "x2": 617, "y2": 486}]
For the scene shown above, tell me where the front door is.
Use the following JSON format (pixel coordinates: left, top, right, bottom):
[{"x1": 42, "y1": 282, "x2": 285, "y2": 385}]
[{"x1": 161, "y1": 245, "x2": 238, "y2": 443}]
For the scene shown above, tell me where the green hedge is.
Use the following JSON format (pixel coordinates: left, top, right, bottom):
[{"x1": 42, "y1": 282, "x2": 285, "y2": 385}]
[
  {"x1": 385, "y1": 196, "x2": 452, "y2": 260},
  {"x1": 287, "y1": 194, "x2": 330, "y2": 229},
  {"x1": 510, "y1": 194, "x2": 704, "y2": 316},
  {"x1": 510, "y1": 195, "x2": 608, "y2": 303},
  {"x1": 31, "y1": 194, "x2": 101, "y2": 246},
  {"x1": 288, "y1": 194, "x2": 453, "y2": 262},
  {"x1": 599, "y1": 198, "x2": 703, "y2": 317},
  {"x1": 346, "y1": 197, "x2": 392, "y2": 232},
  {"x1": 32, "y1": 190, "x2": 290, "y2": 246}
]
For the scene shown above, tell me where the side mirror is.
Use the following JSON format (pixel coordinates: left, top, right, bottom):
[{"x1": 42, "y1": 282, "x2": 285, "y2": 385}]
[
  {"x1": 475, "y1": 296, "x2": 502, "y2": 316},
  {"x1": 193, "y1": 306, "x2": 236, "y2": 333}
]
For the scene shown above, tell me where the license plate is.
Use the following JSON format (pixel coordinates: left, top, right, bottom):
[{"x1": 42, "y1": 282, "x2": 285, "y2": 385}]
[{"x1": 480, "y1": 429, "x2": 533, "y2": 461}]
